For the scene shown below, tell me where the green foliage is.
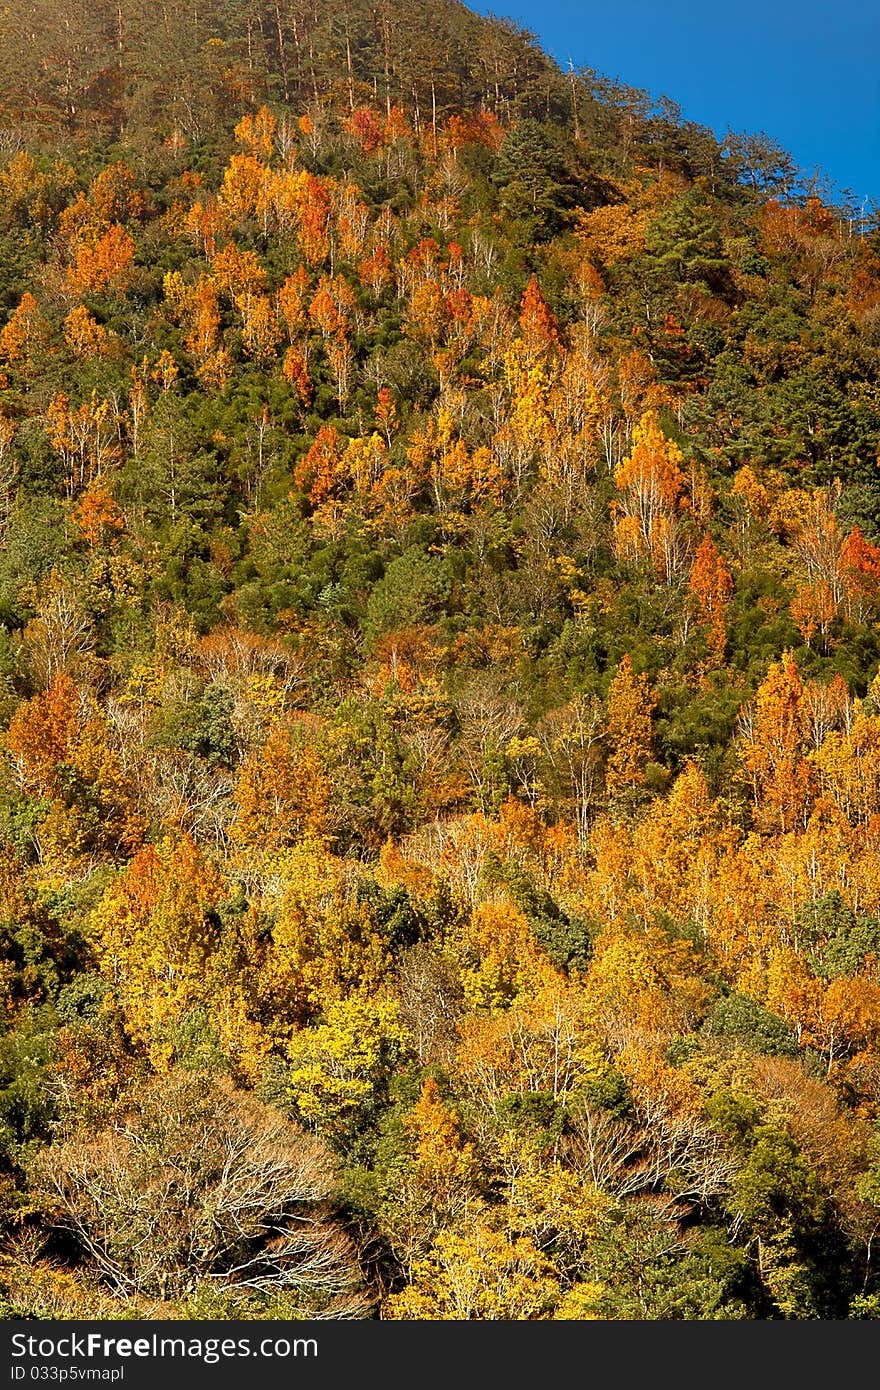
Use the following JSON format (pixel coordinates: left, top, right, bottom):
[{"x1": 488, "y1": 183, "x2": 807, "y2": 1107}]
[
  {"x1": 583, "y1": 1202, "x2": 747, "y2": 1320},
  {"x1": 0, "y1": 1007, "x2": 57, "y2": 1171},
  {"x1": 363, "y1": 546, "x2": 451, "y2": 648},
  {"x1": 643, "y1": 190, "x2": 733, "y2": 296},
  {"x1": 703, "y1": 994, "x2": 800, "y2": 1057},
  {"x1": 729, "y1": 1126, "x2": 825, "y2": 1237},
  {"x1": 494, "y1": 121, "x2": 579, "y2": 242},
  {"x1": 794, "y1": 891, "x2": 880, "y2": 980}
]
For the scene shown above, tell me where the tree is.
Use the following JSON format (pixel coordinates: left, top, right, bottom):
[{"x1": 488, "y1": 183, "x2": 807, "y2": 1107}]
[
  {"x1": 231, "y1": 723, "x2": 331, "y2": 853},
  {"x1": 537, "y1": 695, "x2": 604, "y2": 846},
  {"x1": 584, "y1": 927, "x2": 708, "y2": 1043},
  {"x1": 73, "y1": 478, "x2": 125, "y2": 548},
  {"x1": 790, "y1": 581, "x2": 837, "y2": 650},
  {"x1": 6, "y1": 673, "x2": 80, "y2": 798},
  {"x1": 0, "y1": 292, "x2": 50, "y2": 377},
  {"x1": 643, "y1": 190, "x2": 730, "y2": 296},
  {"x1": 18, "y1": 579, "x2": 94, "y2": 688},
  {"x1": 739, "y1": 654, "x2": 815, "y2": 834},
  {"x1": 689, "y1": 534, "x2": 734, "y2": 662},
  {"x1": 32, "y1": 1070, "x2": 370, "y2": 1315},
  {"x1": 385, "y1": 1218, "x2": 561, "y2": 1319},
  {"x1": 63, "y1": 305, "x2": 110, "y2": 359},
  {"x1": 604, "y1": 654, "x2": 657, "y2": 798},
  {"x1": 66, "y1": 224, "x2": 136, "y2": 297},
  {"x1": 89, "y1": 834, "x2": 257, "y2": 1068},
  {"x1": 494, "y1": 120, "x2": 573, "y2": 240},
  {"x1": 234, "y1": 105, "x2": 277, "y2": 160},
  {"x1": 612, "y1": 411, "x2": 687, "y2": 581},
  {"x1": 286, "y1": 991, "x2": 409, "y2": 1139},
  {"x1": 518, "y1": 275, "x2": 561, "y2": 356},
  {"x1": 840, "y1": 526, "x2": 880, "y2": 623},
  {"x1": 726, "y1": 1123, "x2": 828, "y2": 1318},
  {"x1": 722, "y1": 131, "x2": 799, "y2": 194}
]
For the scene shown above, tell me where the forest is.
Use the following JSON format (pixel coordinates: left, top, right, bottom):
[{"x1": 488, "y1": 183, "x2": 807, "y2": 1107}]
[{"x1": 2, "y1": 0, "x2": 880, "y2": 1321}]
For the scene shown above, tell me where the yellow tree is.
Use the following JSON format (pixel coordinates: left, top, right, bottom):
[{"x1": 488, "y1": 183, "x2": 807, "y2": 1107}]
[
  {"x1": 739, "y1": 653, "x2": 815, "y2": 833},
  {"x1": 384, "y1": 1219, "x2": 561, "y2": 1319},
  {"x1": 63, "y1": 306, "x2": 110, "y2": 359},
  {"x1": 217, "y1": 153, "x2": 269, "y2": 225},
  {"x1": 234, "y1": 105, "x2": 277, "y2": 160},
  {"x1": 260, "y1": 837, "x2": 391, "y2": 1028},
  {"x1": 630, "y1": 761, "x2": 735, "y2": 935},
  {"x1": 453, "y1": 900, "x2": 548, "y2": 1013},
  {"x1": 286, "y1": 991, "x2": 409, "y2": 1136},
  {"x1": 612, "y1": 411, "x2": 687, "y2": 581},
  {"x1": 604, "y1": 654, "x2": 657, "y2": 798},
  {"x1": 373, "y1": 1074, "x2": 481, "y2": 1277},
  {"x1": 584, "y1": 927, "x2": 709, "y2": 1046},
  {"x1": 239, "y1": 293, "x2": 281, "y2": 367},
  {"x1": 277, "y1": 266, "x2": 311, "y2": 340},
  {"x1": 90, "y1": 835, "x2": 264, "y2": 1073},
  {"x1": 0, "y1": 408, "x2": 17, "y2": 527}
]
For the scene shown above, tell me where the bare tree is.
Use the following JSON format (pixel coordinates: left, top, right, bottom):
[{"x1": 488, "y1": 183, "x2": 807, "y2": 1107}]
[
  {"x1": 453, "y1": 671, "x2": 522, "y2": 812},
  {"x1": 566, "y1": 1099, "x2": 735, "y2": 1216},
  {"x1": 21, "y1": 576, "x2": 94, "y2": 689},
  {"x1": 538, "y1": 695, "x2": 604, "y2": 846},
  {"x1": 32, "y1": 1071, "x2": 371, "y2": 1316},
  {"x1": 397, "y1": 943, "x2": 463, "y2": 1063}
]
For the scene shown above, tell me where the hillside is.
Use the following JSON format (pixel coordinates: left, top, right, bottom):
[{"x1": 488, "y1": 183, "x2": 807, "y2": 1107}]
[{"x1": 1, "y1": 0, "x2": 880, "y2": 1321}]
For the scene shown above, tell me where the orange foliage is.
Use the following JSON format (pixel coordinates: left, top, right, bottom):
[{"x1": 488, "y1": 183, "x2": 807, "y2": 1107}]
[
  {"x1": 0, "y1": 292, "x2": 49, "y2": 371},
  {"x1": 282, "y1": 346, "x2": 313, "y2": 405},
  {"x1": 73, "y1": 479, "x2": 125, "y2": 548},
  {"x1": 689, "y1": 534, "x2": 733, "y2": 661},
  {"x1": 518, "y1": 275, "x2": 561, "y2": 355},
  {"x1": 231, "y1": 724, "x2": 331, "y2": 852},
  {"x1": 66, "y1": 225, "x2": 136, "y2": 297},
  {"x1": 841, "y1": 526, "x2": 880, "y2": 622},
  {"x1": 739, "y1": 653, "x2": 815, "y2": 833},
  {"x1": 6, "y1": 674, "x2": 79, "y2": 800}
]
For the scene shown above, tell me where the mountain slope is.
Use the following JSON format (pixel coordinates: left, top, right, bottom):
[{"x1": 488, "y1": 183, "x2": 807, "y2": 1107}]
[{"x1": 0, "y1": 0, "x2": 879, "y2": 1323}]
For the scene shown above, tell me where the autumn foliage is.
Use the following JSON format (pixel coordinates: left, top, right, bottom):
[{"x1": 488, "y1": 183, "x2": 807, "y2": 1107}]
[{"x1": 2, "y1": 2, "x2": 880, "y2": 1323}]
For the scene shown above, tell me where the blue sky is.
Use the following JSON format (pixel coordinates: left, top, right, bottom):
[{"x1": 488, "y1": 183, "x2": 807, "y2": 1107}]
[{"x1": 469, "y1": 0, "x2": 880, "y2": 205}]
